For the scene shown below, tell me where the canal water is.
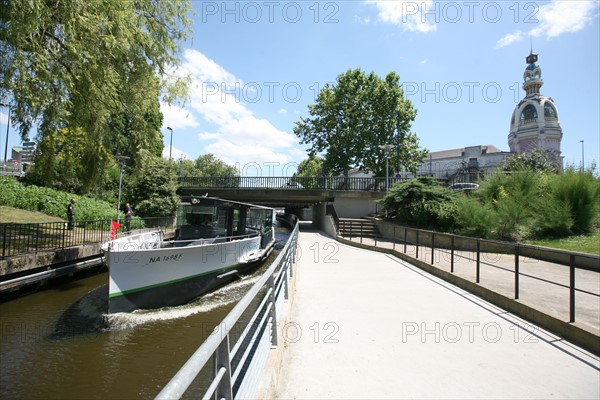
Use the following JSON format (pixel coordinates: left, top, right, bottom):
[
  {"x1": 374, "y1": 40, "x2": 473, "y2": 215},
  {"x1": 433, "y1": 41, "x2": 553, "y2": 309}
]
[{"x1": 0, "y1": 228, "x2": 290, "y2": 399}]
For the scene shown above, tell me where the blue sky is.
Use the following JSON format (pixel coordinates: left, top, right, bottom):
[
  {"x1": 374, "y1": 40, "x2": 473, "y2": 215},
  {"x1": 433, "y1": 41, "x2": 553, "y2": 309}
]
[{"x1": 2, "y1": 1, "x2": 599, "y2": 176}]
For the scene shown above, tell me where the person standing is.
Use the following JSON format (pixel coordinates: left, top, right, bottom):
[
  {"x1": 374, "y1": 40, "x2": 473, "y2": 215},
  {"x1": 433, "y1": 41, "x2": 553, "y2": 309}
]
[
  {"x1": 124, "y1": 202, "x2": 133, "y2": 233},
  {"x1": 67, "y1": 198, "x2": 76, "y2": 230}
]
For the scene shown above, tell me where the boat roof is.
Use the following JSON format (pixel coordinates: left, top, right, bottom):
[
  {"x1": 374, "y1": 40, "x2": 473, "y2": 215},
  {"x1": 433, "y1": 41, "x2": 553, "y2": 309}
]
[{"x1": 179, "y1": 196, "x2": 273, "y2": 211}]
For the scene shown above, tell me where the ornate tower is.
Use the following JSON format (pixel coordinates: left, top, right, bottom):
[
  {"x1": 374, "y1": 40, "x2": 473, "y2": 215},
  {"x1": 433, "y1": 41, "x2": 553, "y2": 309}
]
[{"x1": 508, "y1": 52, "x2": 563, "y2": 166}]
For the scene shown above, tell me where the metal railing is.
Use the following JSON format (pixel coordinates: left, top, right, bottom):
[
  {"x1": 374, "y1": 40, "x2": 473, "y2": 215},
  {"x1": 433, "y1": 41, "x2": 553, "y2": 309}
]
[
  {"x1": 0, "y1": 217, "x2": 175, "y2": 258},
  {"x1": 179, "y1": 176, "x2": 415, "y2": 191},
  {"x1": 333, "y1": 217, "x2": 600, "y2": 326},
  {"x1": 155, "y1": 216, "x2": 299, "y2": 399}
]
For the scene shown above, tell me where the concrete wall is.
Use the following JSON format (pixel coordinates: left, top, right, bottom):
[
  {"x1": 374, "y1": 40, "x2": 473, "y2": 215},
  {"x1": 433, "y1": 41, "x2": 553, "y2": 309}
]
[
  {"x1": 0, "y1": 243, "x2": 103, "y2": 277},
  {"x1": 333, "y1": 197, "x2": 378, "y2": 218}
]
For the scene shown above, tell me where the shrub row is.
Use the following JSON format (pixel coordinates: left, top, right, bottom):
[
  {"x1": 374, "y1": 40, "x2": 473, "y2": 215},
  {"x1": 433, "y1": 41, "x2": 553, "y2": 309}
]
[
  {"x1": 381, "y1": 169, "x2": 600, "y2": 241},
  {"x1": 0, "y1": 177, "x2": 117, "y2": 221}
]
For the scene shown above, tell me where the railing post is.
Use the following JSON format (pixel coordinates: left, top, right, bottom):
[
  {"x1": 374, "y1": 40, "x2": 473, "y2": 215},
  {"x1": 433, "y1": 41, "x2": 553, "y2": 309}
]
[
  {"x1": 514, "y1": 244, "x2": 520, "y2": 300},
  {"x1": 476, "y1": 239, "x2": 481, "y2": 283},
  {"x1": 430, "y1": 233, "x2": 435, "y2": 265},
  {"x1": 569, "y1": 254, "x2": 575, "y2": 323},
  {"x1": 393, "y1": 226, "x2": 396, "y2": 251},
  {"x1": 359, "y1": 222, "x2": 363, "y2": 244},
  {"x1": 374, "y1": 222, "x2": 377, "y2": 247},
  {"x1": 268, "y1": 274, "x2": 279, "y2": 346},
  {"x1": 2, "y1": 225, "x2": 6, "y2": 258},
  {"x1": 214, "y1": 335, "x2": 233, "y2": 400},
  {"x1": 404, "y1": 227, "x2": 407, "y2": 253},
  {"x1": 416, "y1": 230, "x2": 419, "y2": 259},
  {"x1": 450, "y1": 236, "x2": 455, "y2": 273}
]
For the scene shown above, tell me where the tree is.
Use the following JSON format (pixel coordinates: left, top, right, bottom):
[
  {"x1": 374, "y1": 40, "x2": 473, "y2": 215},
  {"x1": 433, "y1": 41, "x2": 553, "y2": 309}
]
[
  {"x1": 296, "y1": 154, "x2": 325, "y2": 177},
  {"x1": 126, "y1": 150, "x2": 179, "y2": 217},
  {"x1": 294, "y1": 69, "x2": 427, "y2": 177},
  {"x1": 294, "y1": 154, "x2": 325, "y2": 189},
  {"x1": 179, "y1": 154, "x2": 240, "y2": 178},
  {"x1": 1, "y1": 0, "x2": 192, "y2": 192}
]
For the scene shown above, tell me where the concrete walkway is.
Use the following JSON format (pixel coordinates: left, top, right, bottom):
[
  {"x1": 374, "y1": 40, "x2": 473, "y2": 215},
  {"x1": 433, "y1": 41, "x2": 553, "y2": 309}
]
[{"x1": 272, "y1": 229, "x2": 600, "y2": 399}]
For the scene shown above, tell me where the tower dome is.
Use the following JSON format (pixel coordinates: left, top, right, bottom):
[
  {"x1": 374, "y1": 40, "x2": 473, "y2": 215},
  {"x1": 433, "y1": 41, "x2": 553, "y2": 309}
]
[{"x1": 508, "y1": 52, "x2": 563, "y2": 167}]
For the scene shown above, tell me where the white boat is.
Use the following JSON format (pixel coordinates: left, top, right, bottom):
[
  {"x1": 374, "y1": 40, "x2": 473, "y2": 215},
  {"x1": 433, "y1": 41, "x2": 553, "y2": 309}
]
[{"x1": 102, "y1": 196, "x2": 275, "y2": 313}]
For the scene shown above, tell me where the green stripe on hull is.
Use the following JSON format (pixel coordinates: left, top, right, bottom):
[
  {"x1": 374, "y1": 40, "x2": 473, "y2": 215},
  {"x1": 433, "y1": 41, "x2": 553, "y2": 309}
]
[{"x1": 109, "y1": 266, "x2": 235, "y2": 298}]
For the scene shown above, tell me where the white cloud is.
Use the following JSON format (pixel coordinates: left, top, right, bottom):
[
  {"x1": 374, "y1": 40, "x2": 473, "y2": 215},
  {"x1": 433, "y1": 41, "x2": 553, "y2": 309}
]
[
  {"x1": 277, "y1": 108, "x2": 288, "y2": 114},
  {"x1": 160, "y1": 103, "x2": 200, "y2": 130},
  {"x1": 495, "y1": 31, "x2": 524, "y2": 49},
  {"x1": 496, "y1": 1, "x2": 598, "y2": 48},
  {"x1": 530, "y1": 0, "x2": 597, "y2": 38},
  {"x1": 162, "y1": 146, "x2": 188, "y2": 161},
  {"x1": 366, "y1": 0, "x2": 437, "y2": 33},
  {"x1": 174, "y1": 49, "x2": 298, "y2": 170}
]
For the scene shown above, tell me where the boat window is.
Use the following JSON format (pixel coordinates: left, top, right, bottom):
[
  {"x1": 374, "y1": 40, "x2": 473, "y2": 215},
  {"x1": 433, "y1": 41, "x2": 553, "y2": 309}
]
[{"x1": 247, "y1": 208, "x2": 273, "y2": 232}]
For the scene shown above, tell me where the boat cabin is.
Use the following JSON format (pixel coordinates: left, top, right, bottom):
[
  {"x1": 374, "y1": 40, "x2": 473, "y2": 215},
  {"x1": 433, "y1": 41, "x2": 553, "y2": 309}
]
[{"x1": 175, "y1": 196, "x2": 273, "y2": 247}]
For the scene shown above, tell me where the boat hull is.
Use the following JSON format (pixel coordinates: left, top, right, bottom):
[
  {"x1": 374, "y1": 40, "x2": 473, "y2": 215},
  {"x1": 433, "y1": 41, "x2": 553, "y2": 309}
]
[{"x1": 106, "y1": 234, "x2": 273, "y2": 313}]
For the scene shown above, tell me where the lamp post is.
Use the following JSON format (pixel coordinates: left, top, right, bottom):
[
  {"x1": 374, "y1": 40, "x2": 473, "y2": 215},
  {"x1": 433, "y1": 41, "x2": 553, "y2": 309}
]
[
  {"x1": 115, "y1": 155, "x2": 130, "y2": 222},
  {"x1": 167, "y1": 126, "x2": 173, "y2": 161},
  {"x1": 0, "y1": 102, "x2": 9, "y2": 163},
  {"x1": 379, "y1": 144, "x2": 394, "y2": 191},
  {"x1": 580, "y1": 140, "x2": 585, "y2": 171}
]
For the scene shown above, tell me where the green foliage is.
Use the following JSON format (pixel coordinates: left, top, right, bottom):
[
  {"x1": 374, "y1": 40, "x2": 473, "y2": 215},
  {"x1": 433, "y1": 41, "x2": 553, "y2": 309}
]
[
  {"x1": 179, "y1": 154, "x2": 239, "y2": 178},
  {"x1": 550, "y1": 168, "x2": 600, "y2": 233},
  {"x1": 453, "y1": 195, "x2": 497, "y2": 238},
  {"x1": 294, "y1": 68, "x2": 427, "y2": 176},
  {"x1": 0, "y1": 177, "x2": 115, "y2": 220},
  {"x1": 1, "y1": 0, "x2": 192, "y2": 193},
  {"x1": 382, "y1": 168, "x2": 598, "y2": 242},
  {"x1": 502, "y1": 150, "x2": 559, "y2": 174},
  {"x1": 126, "y1": 151, "x2": 179, "y2": 217},
  {"x1": 294, "y1": 155, "x2": 326, "y2": 189},
  {"x1": 379, "y1": 177, "x2": 457, "y2": 229}
]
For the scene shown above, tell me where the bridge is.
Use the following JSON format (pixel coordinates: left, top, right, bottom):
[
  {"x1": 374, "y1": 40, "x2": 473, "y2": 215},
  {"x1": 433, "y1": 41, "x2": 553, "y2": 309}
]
[{"x1": 178, "y1": 176, "x2": 402, "y2": 218}]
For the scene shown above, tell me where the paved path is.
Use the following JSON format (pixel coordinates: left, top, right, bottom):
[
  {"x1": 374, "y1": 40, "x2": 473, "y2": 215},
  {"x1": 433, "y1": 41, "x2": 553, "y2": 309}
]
[
  {"x1": 273, "y1": 229, "x2": 600, "y2": 399},
  {"x1": 345, "y1": 235, "x2": 600, "y2": 335}
]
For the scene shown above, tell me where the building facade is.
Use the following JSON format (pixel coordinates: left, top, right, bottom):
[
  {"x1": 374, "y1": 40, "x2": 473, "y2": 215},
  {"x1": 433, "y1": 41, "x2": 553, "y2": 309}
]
[{"x1": 401, "y1": 51, "x2": 563, "y2": 183}]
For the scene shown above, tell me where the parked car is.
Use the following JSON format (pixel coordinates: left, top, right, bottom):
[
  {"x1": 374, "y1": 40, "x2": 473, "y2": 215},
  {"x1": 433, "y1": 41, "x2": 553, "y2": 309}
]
[
  {"x1": 448, "y1": 183, "x2": 480, "y2": 192},
  {"x1": 280, "y1": 182, "x2": 304, "y2": 189}
]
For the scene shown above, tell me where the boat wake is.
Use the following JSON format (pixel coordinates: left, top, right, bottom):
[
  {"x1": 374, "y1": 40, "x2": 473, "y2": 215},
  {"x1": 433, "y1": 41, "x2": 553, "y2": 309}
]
[{"x1": 104, "y1": 273, "x2": 263, "y2": 330}]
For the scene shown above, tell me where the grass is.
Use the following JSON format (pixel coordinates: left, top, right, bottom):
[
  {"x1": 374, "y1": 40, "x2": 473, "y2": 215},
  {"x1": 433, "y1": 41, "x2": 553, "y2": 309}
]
[
  {"x1": 0, "y1": 206, "x2": 65, "y2": 224},
  {"x1": 524, "y1": 230, "x2": 600, "y2": 255}
]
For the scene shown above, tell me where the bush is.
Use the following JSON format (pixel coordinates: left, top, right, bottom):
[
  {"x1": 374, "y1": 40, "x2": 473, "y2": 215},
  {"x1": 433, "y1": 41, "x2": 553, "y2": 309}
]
[
  {"x1": 550, "y1": 168, "x2": 600, "y2": 233},
  {"x1": 379, "y1": 177, "x2": 457, "y2": 230},
  {"x1": 0, "y1": 176, "x2": 116, "y2": 221},
  {"x1": 454, "y1": 195, "x2": 497, "y2": 239}
]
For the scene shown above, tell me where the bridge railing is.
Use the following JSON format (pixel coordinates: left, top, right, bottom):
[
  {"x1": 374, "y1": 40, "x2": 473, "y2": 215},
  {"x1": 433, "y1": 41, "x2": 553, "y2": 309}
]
[
  {"x1": 0, "y1": 217, "x2": 175, "y2": 258},
  {"x1": 337, "y1": 219, "x2": 600, "y2": 328},
  {"x1": 179, "y1": 176, "x2": 406, "y2": 191},
  {"x1": 155, "y1": 215, "x2": 299, "y2": 399}
]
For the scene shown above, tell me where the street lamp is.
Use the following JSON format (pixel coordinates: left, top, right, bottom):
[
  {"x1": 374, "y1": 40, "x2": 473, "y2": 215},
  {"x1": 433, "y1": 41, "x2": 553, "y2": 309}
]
[
  {"x1": 580, "y1": 140, "x2": 585, "y2": 171},
  {"x1": 115, "y1": 155, "x2": 130, "y2": 222},
  {"x1": 379, "y1": 144, "x2": 394, "y2": 191},
  {"x1": 167, "y1": 126, "x2": 173, "y2": 161},
  {"x1": 0, "y1": 102, "x2": 9, "y2": 163}
]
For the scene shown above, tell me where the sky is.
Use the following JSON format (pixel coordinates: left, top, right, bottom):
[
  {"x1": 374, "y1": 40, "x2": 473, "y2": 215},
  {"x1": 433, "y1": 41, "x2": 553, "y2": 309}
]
[{"x1": 1, "y1": 0, "x2": 599, "y2": 176}]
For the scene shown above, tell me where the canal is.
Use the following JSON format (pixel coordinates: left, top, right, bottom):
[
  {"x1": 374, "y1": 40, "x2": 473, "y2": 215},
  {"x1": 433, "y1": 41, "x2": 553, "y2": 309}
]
[{"x1": 0, "y1": 227, "x2": 291, "y2": 399}]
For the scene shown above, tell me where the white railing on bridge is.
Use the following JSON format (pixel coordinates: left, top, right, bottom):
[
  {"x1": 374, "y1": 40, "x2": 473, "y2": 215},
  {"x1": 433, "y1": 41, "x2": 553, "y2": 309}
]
[{"x1": 179, "y1": 176, "x2": 413, "y2": 191}]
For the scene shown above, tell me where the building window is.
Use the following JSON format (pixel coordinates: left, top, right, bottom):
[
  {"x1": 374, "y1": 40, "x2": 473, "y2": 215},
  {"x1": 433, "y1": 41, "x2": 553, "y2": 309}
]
[
  {"x1": 544, "y1": 102, "x2": 557, "y2": 118},
  {"x1": 520, "y1": 104, "x2": 537, "y2": 124}
]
